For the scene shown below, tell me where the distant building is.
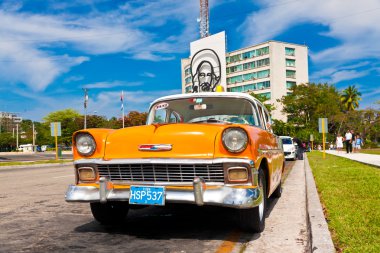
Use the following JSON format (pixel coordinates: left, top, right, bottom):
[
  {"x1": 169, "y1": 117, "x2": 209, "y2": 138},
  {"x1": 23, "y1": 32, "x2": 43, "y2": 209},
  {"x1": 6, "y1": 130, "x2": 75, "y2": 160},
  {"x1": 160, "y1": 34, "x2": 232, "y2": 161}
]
[
  {"x1": 181, "y1": 40, "x2": 309, "y2": 121},
  {"x1": 0, "y1": 112, "x2": 22, "y2": 133}
]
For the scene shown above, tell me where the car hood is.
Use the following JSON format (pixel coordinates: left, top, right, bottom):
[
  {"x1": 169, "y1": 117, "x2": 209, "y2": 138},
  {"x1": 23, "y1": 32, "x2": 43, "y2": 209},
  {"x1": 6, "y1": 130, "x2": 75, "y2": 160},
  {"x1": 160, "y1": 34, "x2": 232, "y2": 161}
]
[{"x1": 103, "y1": 124, "x2": 226, "y2": 159}]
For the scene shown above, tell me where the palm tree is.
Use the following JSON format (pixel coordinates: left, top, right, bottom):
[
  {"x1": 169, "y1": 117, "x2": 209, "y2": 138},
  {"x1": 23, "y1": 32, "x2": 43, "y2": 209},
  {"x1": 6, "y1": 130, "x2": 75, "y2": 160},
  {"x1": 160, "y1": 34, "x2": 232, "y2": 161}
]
[
  {"x1": 338, "y1": 85, "x2": 362, "y2": 134},
  {"x1": 340, "y1": 85, "x2": 362, "y2": 111}
]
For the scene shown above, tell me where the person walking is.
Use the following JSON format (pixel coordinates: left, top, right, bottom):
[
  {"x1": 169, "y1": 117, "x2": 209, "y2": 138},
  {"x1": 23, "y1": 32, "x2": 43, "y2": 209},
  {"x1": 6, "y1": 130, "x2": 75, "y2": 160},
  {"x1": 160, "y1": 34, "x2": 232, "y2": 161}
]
[
  {"x1": 351, "y1": 130, "x2": 356, "y2": 152},
  {"x1": 336, "y1": 134, "x2": 344, "y2": 153},
  {"x1": 345, "y1": 129, "x2": 352, "y2": 153},
  {"x1": 355, "y1": 134, "x2": 362, "y2": 152},
  {"x1": 293, "y1": 137, "x2": 303, "y2": 160}
]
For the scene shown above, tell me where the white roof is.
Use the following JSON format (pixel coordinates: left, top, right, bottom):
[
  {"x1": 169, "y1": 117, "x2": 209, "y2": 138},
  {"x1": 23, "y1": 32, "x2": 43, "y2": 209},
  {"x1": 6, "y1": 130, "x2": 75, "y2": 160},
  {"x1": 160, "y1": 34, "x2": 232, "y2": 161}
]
[{"x1": 151, "y1": 92, "x2": 261, "y2": 106}]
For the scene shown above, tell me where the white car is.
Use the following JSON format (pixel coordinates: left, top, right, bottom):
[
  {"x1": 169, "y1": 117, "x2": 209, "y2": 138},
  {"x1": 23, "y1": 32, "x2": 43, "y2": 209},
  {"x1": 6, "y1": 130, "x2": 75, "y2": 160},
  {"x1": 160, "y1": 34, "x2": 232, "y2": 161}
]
[{"x1": 280, "y1": 136, "x2": 297, "y2": 160}]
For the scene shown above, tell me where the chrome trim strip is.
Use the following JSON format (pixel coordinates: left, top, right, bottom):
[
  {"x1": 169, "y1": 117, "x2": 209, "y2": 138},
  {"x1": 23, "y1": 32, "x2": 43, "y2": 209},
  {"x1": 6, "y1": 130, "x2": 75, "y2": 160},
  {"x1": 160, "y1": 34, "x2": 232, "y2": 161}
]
[
  {"x1": 74, "y1": 158, "x2": 254, "y2": 165},
  {"x1": 93, "y1": 180, "x2": 224, "y2": 186},
  {"x1": 138, "y1": 144, "x2": 172, "y2": 151},
  {"x1": 65, "y1": 183, "x2": 263, "y2": 209}
]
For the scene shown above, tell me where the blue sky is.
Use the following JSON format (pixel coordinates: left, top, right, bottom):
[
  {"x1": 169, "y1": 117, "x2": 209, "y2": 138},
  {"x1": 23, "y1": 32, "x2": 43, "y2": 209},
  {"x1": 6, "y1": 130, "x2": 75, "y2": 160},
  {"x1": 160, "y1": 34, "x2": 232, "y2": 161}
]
[{"x1": 1, "y1": 0, "x2": 380, "y2": 121}]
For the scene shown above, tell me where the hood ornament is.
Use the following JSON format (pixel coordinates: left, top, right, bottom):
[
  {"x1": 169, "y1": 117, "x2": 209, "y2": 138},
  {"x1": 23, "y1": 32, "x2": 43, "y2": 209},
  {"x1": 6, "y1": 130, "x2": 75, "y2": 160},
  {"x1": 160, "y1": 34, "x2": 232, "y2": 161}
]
[{"x1": 138, "y1": 144, "x2": 172, "y2": 151}]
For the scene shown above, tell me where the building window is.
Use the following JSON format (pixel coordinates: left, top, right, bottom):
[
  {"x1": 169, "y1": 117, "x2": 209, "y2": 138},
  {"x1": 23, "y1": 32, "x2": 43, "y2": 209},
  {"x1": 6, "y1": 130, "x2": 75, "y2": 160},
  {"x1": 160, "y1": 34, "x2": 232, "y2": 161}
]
[
  {"x1": 285, "y1": 47, "x2": 295, "y2": 56},
  {"x1": 242, "y1": 50, "x2": 255, "y2": 59},
  {"x1": 229, "y1": 54, "x2": 242, "y2": 63},
  {"x1": 256, "y1": 58, "x2": 270, "y2": 67},
  {"x1": 243, "y1": 61, "x2": 255, "y2": 70},
  {"x1": 256, "y1": 46, "x2": 269, "y2": 56},
  {"x1": 185, "y1": 77, "x2": 192, "y2": 84},
  {"x1": 286, "y1": 70, "x2": 296, "y2": 78},
  {"x1": 228, "y1": 81, "x2": 270, "y2": 93},
  {"x1": 257, "y1": 69, "x2": 270, "y2": 79},
  {"x1": 286, "y1": 81, "x2": 296, "y2": 89},
  {"x1": 260, "y1": 92, "x2": 271, "y2": 99},
  {"x1": 185, "y1": 68, "x2": 191, "y2": 76},
  {"x1": 227, "y1": 69, "x2": 270, "y2": 85},
  {"x1": 286, "y1": 59, "x2": 295, "y2": 67}
]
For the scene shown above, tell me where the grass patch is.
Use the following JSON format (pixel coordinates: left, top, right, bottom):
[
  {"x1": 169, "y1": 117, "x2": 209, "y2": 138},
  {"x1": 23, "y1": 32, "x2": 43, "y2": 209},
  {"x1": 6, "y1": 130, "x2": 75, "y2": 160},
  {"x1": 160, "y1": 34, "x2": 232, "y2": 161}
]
[
  {"x1": 360, "y1": 149, "x2": 380, "y2": 155},
  {"x1": 0, "y1": 159, "x2": 72, "y2": 167},
  {"x1": 308, "y1": 151, "x2": 380, "y2": 253}
]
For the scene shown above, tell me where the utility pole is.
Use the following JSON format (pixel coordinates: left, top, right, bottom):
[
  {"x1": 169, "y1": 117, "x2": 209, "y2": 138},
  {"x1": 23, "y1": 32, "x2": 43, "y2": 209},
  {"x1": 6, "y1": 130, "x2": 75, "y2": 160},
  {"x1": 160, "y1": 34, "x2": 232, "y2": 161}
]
[
  {"x1": 32, "y1": 122, "x2": 36, "y2": 152},
  {"x1": 199, "y1": 0, "x2": 210, "y2": 38},
  {"x1": 16, "y1": 124, "x2": 19, "y2": 151},
  {"x1": 83, "y1": 88, "x2": 88, "y2": 129}
]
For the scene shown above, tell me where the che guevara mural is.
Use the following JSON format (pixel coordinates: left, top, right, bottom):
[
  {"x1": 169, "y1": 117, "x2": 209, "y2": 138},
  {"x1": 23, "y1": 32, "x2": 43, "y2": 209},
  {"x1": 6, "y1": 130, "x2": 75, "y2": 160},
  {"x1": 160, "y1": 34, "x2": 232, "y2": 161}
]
[{"x1": 189, "y1": 31, "x2": 227, "y2": 93}]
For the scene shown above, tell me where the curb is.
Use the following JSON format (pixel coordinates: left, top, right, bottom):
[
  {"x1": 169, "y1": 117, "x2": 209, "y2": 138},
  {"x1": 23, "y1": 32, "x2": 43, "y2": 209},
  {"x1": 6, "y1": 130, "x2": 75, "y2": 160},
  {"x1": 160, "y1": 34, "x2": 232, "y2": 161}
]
[
  {"x1": 0, "y1": 162, "x2": 73, "y2": 171},
  {"x1": 304, "y1": 154, "x2": 335, "y2": 253}
]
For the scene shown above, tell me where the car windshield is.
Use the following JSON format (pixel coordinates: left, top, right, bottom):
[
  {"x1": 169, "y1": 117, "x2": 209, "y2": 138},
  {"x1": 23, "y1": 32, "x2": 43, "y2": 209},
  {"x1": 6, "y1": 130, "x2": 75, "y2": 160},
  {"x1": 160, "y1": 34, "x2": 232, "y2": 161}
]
[
  {"x1": 281, "y1": 138, "x2": 293, "y2": 144},
  {"x1": 147, "y1": 96, "x2": 259, "y2": 126}
]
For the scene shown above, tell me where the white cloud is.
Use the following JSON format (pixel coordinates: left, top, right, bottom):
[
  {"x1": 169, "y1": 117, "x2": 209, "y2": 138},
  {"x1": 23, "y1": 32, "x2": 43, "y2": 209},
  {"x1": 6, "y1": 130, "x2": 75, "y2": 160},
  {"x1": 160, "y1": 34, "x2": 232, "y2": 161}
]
[
  {"x1": 311, "y1": 68, "x2": 369, "y2": 84},
  {"x1": 140, "y1": 72, "x2": 156, "y2": 78},
  {"x1": 0, "y1": 0, "x2": 199, "y2": 91},
  {"x1": 83, "y1": 81, "x2": 142, "y2": 89},
  {"x1": 64, "y1": 75, "x2": 84, "y2": 83},
  {"x1": 239, "y1": 0, "x2": 380, "y2": 64},
  {"x1": 330, "y1": 70, "x2": 369, "y2": 83}
]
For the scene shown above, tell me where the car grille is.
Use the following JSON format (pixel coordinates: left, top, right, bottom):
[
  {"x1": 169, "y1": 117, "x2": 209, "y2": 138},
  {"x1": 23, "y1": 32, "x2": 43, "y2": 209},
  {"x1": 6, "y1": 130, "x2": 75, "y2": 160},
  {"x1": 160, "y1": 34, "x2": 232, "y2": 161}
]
[{"x1": 96, "y1": 163, "x2": 225, "y2": 183}]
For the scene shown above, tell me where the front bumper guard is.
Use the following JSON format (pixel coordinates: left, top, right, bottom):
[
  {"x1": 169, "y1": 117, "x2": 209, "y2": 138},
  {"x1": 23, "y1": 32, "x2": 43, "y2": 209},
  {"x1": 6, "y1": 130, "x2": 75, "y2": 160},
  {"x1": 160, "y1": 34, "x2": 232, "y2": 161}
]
[{"x1": 65, "y1": 177, "x2": 263, "y2": 209}]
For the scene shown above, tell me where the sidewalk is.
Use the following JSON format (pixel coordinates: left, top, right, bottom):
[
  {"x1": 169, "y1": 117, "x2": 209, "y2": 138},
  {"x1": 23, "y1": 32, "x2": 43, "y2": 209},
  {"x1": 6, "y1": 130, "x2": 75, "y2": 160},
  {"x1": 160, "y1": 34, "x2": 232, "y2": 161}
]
[
  {"x1": 324, "y1": 150, "x2": 380, "y2": 168},
  {"x1": 243, "y1": 156, "x2": 335, "y2": 253}
]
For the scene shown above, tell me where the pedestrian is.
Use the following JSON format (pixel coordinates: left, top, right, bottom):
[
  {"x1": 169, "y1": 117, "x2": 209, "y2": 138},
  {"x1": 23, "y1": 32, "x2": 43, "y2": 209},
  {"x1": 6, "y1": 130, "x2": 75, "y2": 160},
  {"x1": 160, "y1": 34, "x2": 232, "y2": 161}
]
[
  {"x1": 336, "y1": 133, "x2": 344, "y2": 153},
  {"x1": 345, "y1": 129, "x2": 352, "y2": 153},
  {"x1": 293, "y1": 137, "x2": 303, "y2": 160},
  {"x1": 355, "y1": 134, "x2": 362, "y2": 152},
  {"x1": 351, "y1": 130, "x2": 356, "y2": 152}
]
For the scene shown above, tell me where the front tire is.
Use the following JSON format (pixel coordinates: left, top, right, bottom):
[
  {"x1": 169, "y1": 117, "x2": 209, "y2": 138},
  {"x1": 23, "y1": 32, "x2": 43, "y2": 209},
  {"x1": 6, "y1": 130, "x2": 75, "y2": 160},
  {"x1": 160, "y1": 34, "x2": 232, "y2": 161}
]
[
  {"x1": 239, "y1": 169, "x2": 267, "y2": 232},
  {"x1": 90, "y1": 201, "x2": 129, "y2": 225}
]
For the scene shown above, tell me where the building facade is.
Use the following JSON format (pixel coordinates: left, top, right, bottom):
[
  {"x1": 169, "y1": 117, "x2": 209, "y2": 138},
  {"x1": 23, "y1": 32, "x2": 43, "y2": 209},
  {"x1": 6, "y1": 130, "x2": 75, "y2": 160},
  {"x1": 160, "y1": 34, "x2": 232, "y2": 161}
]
[
  {"x1": 181, "y1": 40, "x2": 309, "y2": 121},
  {"x1": 0, "y1": 112, "x2": 22, "y2": 133}
]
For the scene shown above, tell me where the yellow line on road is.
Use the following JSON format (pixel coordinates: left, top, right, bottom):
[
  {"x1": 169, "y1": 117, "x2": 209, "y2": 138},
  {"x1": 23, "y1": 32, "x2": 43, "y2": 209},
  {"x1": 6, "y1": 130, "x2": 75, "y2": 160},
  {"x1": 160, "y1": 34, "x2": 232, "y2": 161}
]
[{"x1": 215, "y1": 230, "x2": 241, "y2": 253}]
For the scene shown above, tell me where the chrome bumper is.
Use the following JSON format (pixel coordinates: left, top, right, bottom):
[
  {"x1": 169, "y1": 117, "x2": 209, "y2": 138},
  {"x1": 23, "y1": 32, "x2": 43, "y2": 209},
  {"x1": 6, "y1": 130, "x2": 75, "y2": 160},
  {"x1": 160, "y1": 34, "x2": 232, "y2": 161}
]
[{"x1": 65, "y1": 177, "x2": 263, "y2": 209}]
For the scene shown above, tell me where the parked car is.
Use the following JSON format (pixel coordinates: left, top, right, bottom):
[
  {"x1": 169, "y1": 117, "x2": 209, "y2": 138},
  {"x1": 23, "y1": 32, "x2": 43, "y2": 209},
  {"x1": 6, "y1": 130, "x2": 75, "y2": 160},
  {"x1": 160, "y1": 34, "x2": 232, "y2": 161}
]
[
  {"x1": 65, "y1": 92, "x2": 285, "y2": 232},
  {"x1": 280, "y1": 136, "x2": 297, "y2": 161}
]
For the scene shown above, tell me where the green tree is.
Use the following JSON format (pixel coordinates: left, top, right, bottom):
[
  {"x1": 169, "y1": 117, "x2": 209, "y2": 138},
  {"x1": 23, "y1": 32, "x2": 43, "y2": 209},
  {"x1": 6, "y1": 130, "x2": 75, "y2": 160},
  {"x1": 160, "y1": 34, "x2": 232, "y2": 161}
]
[
  {"x1": 124, "y1": 111, "x2": 148, "y2": 126},
  {"x1": 340, "y1": 85, "x2": 362, "y2": 111},
  {"x1": 0, "y1": 132, "x2": 15, "y2": 151},
  {"x1": 43, "y1": 109, "x2": 82, "y2": 146},
  {"x1": 279, "y1": 83, "x2": 342, "y2": 130}
]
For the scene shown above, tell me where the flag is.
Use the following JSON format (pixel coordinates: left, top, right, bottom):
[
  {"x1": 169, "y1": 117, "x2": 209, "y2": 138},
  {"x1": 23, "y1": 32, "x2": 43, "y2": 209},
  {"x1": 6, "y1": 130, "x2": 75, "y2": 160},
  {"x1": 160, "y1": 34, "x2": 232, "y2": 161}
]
[{"x1": 120, "y1": 91, "x2": 124, "y2": 111}]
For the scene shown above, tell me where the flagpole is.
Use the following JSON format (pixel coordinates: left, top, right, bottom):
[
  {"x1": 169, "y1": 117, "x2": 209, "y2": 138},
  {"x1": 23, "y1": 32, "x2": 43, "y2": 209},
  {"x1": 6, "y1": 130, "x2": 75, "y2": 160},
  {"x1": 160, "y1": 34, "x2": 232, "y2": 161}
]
[
  {"x1": 121, "y1": 90, "x2": 125, "y2": 128},
  {"x1": 83, "y1": 88, "x2": 88, "y2": 129}
]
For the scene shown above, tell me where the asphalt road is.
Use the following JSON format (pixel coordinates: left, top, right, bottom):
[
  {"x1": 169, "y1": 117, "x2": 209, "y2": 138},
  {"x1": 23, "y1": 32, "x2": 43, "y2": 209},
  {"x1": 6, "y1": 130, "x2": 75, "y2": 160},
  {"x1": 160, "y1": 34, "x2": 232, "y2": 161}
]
[
  {"x1": 0, "y1": 161, "x2": 301, "y2": 253},
  {"x1": 0, "y1": 152, "x2": 72, "y2": 162}
]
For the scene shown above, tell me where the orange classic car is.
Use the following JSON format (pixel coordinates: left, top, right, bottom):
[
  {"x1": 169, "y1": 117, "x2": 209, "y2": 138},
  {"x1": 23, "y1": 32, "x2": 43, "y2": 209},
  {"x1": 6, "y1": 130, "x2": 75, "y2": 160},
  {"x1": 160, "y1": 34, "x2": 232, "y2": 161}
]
[{"x1": 65, "y1": 92, "x2": 285, "y2": 232}]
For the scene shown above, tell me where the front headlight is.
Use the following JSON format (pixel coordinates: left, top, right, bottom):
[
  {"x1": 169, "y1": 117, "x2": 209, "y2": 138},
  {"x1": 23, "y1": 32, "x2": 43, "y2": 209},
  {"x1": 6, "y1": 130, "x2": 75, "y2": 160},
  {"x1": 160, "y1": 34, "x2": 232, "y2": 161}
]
[
  {"x1": 222, "y1": 128, "x2": 248, "y2": 153},
  {"x1": 75, "y1": 133, "x2": 96, "y2": 156}
]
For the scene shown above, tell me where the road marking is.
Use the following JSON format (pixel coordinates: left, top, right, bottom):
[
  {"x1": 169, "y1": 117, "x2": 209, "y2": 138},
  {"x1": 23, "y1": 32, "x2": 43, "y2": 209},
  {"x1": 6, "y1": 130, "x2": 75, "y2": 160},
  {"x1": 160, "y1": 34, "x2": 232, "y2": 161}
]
[
  {"x1": 53, "y1": 175, "x2": 73, "y2": 179},
  {"x1": 215, "y1": 230, "x2": 241, "y2": 253}
]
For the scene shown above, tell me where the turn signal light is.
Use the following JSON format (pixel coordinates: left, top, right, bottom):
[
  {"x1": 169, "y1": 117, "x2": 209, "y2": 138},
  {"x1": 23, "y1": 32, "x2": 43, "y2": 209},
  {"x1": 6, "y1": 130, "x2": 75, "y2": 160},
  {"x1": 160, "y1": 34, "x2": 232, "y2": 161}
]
[
  {"x1": 78, "y1": 167, "x2": 96, "y2": 182},
  {"x1": 228, "y1": 167, "x2": 248, "y2": 182}
]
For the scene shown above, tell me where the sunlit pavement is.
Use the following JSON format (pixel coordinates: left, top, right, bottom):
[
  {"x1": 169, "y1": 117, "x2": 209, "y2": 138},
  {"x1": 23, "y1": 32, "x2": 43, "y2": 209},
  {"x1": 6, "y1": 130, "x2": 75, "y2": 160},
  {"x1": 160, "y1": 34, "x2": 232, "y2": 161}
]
[{"x1": 324, "y1": 150, "x2": 380, "y2": 167}]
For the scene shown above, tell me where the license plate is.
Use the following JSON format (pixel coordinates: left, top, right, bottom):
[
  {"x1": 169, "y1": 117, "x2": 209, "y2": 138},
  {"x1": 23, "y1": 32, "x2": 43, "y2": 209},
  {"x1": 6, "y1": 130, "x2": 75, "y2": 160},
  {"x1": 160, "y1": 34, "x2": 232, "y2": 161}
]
[{"x1": 129, "y1": 186, "x2": 165, "y2": 206}]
